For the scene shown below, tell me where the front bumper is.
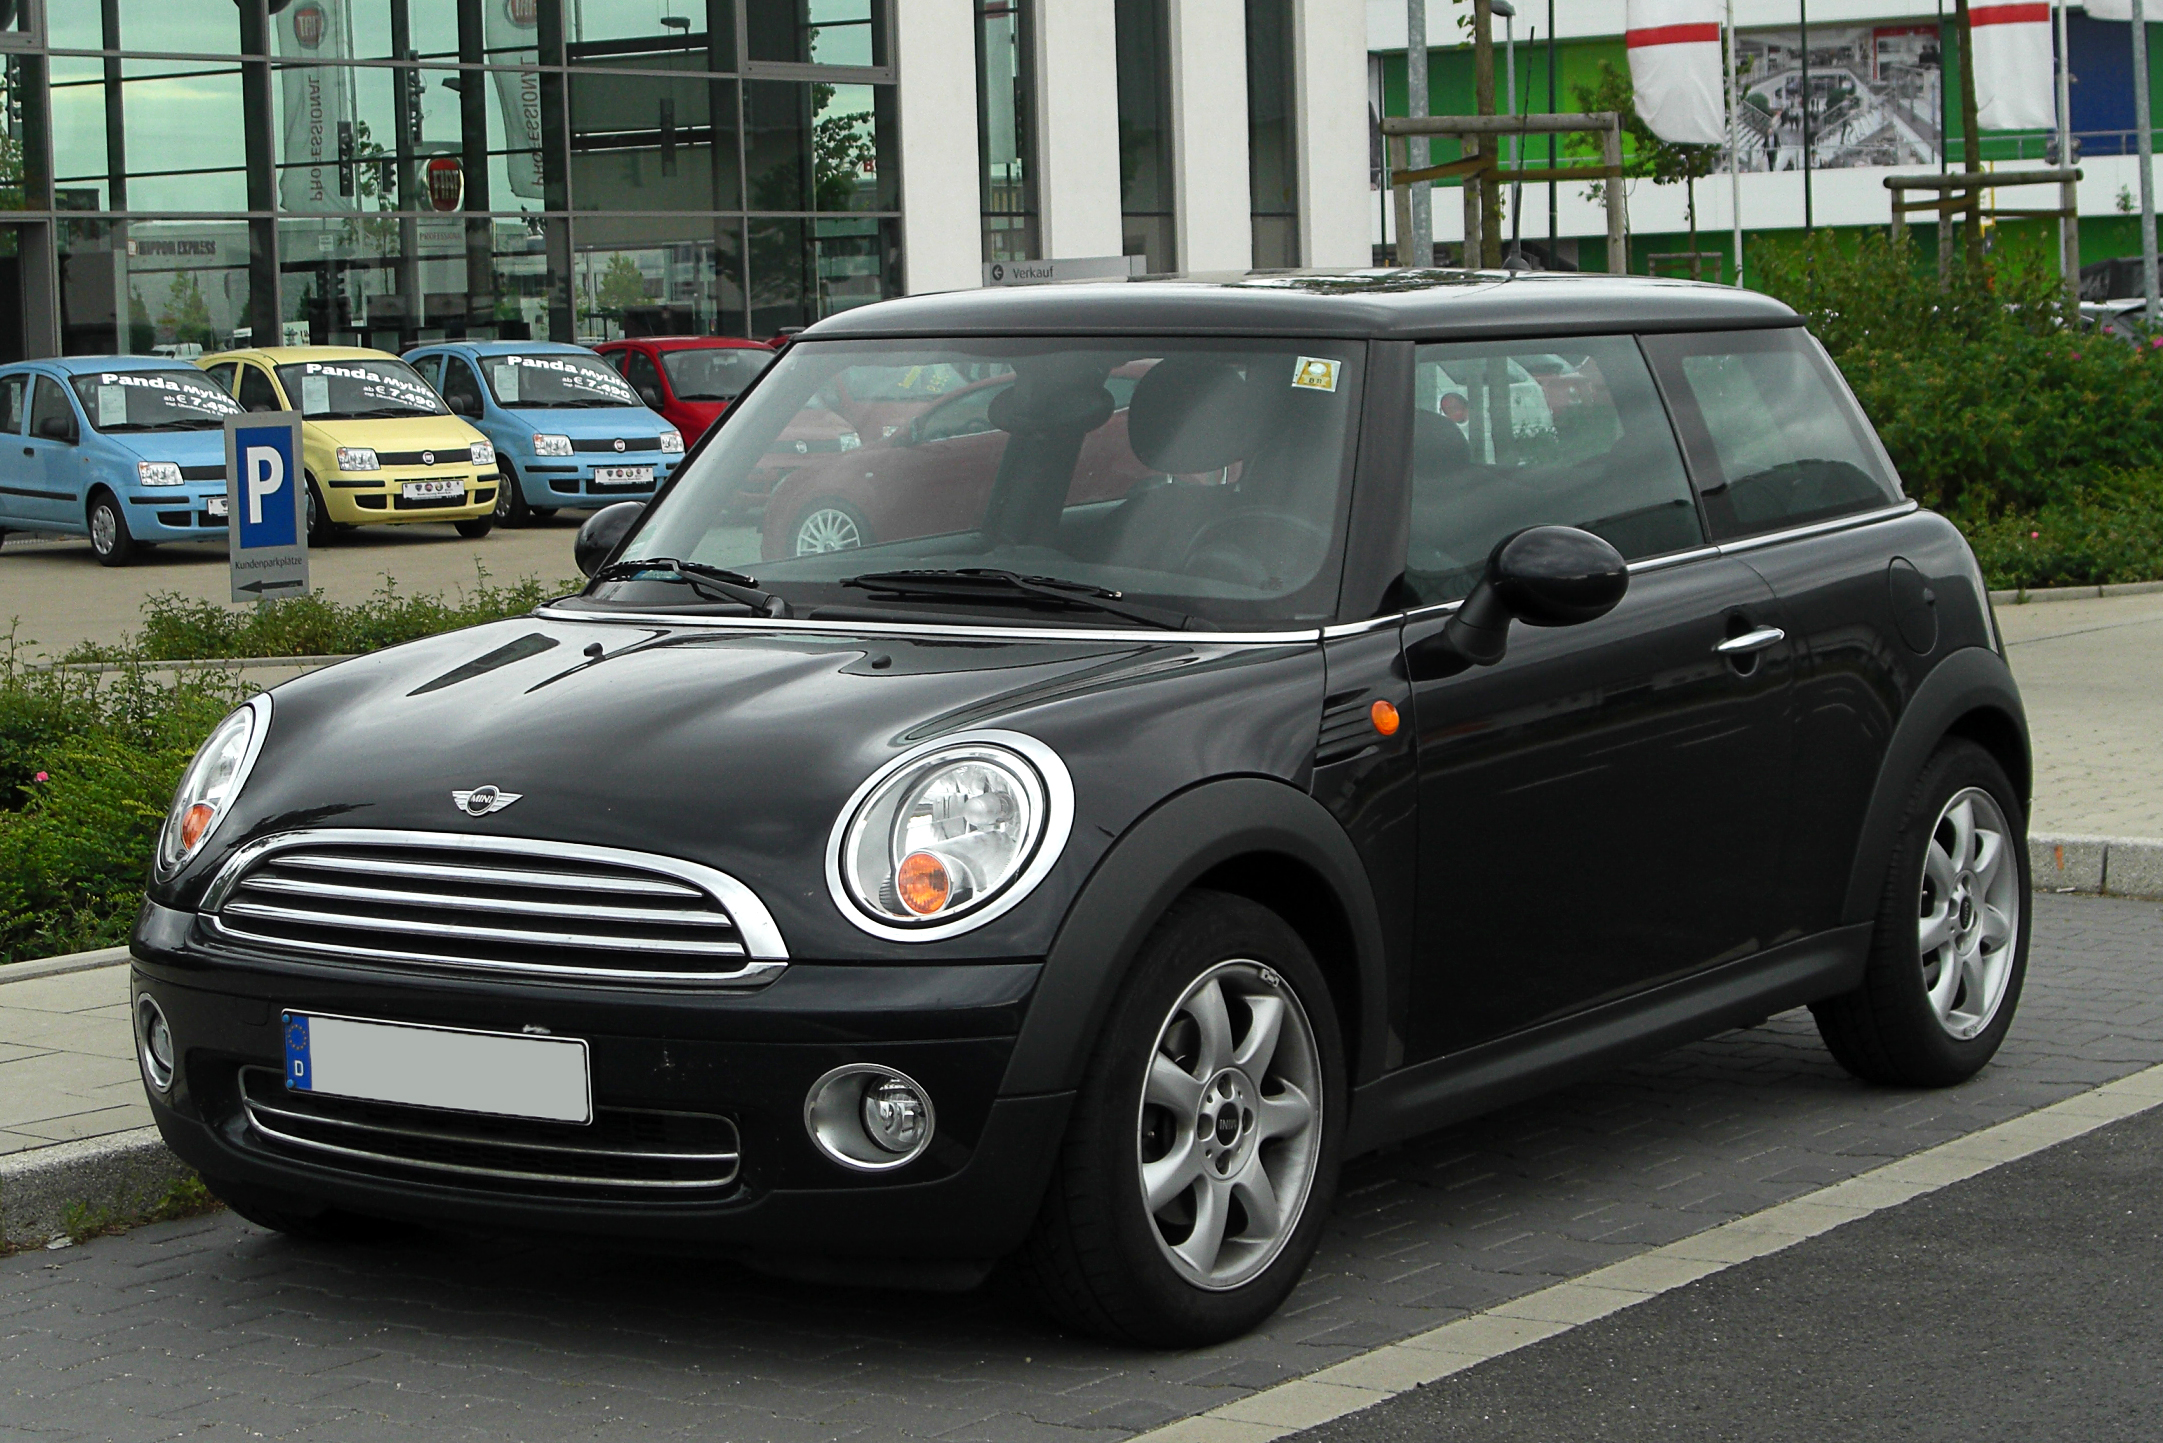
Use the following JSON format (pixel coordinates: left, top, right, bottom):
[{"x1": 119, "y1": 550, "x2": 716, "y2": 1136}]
[
  {"x1": 323, "y1": 468, "x2": 500, "y2": 524},
  {"x1": 527, "y1": 455, "x2": 677, "y2": 507},
  {"x1": 130, "y1": 903, "x2": 1066, "y2": 1258}
]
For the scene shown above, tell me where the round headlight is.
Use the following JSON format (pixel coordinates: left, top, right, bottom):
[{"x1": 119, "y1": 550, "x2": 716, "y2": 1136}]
[
  {"x1": 156, "y1": 695, "x2": 271, "y2": 878},
  {"x1": 827, "y1": 731, "x2": 1074, "y2": 941}
]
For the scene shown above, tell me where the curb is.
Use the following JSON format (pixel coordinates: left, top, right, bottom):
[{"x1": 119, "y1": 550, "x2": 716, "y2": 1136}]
[
  {"x1": 1989, "y1": 579, "x2": 2163, "y2": 604},
  {"x1": 1, "y1": 945, "x2": 131, "y2": 983},
  {"x1": 2029, "y1": 834, "x2": 2163, "y2": 900},
  {"x1": 0, "y1": 1127, "x2": 194, "y2": 1249}
]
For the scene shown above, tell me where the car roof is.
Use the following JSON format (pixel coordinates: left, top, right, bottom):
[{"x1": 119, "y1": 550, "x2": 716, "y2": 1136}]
[
  {"x1": 203, "y1": 346, "x2": 409, "y2": 364},
  {"x1": 409, "y1": 340, "x2": 598, "y2": 357},
  {"x1": 800, "y1": 270, "x2": 1800, "y2": 343},
  {"x1": 12, "y1": 355, "x2": 213, "y2": 377},
  {"x1": 601, "y1": 336, "x2": 773, "y2": 352}
]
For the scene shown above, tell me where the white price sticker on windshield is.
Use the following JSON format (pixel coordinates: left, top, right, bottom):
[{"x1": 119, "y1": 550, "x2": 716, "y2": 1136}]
[
  {"x1": 1292, "y1": 357, "x2": 1340, "y2": 393},
  {"x1": 301, "y1": 374, "x2": 331, "y2": 414},
  {"x1": 96, "y1": 385, "x2": 128, "y2": 428},
  {"x1": 495, "y1": 365, "x2": 520, "y2": 403}
]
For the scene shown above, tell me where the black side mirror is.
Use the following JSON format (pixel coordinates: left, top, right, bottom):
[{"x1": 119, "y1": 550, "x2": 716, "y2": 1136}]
[
  {"x1": 448, "y1": 393, "x2": 480, "y2": 417},
  {"x1": 637, "y1": 386, "x2": 662, "y2": 408},
  {"x1": 574, "y1": 500, "x2": 645, "y2": 578},
  {"x1": 1429, "y1": 525, "x2": 1629, "y2": 669},
  {"x1": 35, "y1": 414, "x2": 73, "y2": 442}
]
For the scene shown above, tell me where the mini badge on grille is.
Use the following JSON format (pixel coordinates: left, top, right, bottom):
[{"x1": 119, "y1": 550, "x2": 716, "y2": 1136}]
[{"x1": 452, "y1": 785, "x2": 522, "y2": 817}]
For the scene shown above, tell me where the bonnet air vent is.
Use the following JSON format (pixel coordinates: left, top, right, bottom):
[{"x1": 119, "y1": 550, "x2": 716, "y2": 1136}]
[{"x1": 1315, "y1": 688, "x2": 1376, "y2": 767}]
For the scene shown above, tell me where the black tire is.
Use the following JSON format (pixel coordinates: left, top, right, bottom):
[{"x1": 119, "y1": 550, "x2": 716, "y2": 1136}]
[
  {"x1": 455, "y1": 515, "x2": 495, "y2": 539},
  {"x1": 86, "y1": 490, "x2": 138, "y2": 567},
  {"x1": 1811, "y1": 739, "x2": 2031, "y2": 1087},
  {"x1": 201, "y1": 1175, "x2": 395, "y2": 1244},
  {"x1": 531, "y1": 507, "x2": 559, "y2": 520},
  {"x1": 1016, "y1": 891, "x2": 1346, "y2": 1347},
  {"x1": 493, "y1": 463, "x2": 531, "y2": 527},
  {"x1": 303, "y1": 473, "x2": 335, "y2": 547}
]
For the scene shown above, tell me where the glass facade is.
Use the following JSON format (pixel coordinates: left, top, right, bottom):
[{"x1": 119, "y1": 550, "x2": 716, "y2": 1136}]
[
  {"x1": 1113, "y1": 0, "x2": 1173, "y2": 273},
  {"x1": 975, "y1": 0, "x2": 1035, "y2": 263},
  {"x1": 0, "y1": 0, "x2": 900, "y2": 363},
  {"x1": 1245, "y1": 0, "x2": 1297, "y2": 269}
]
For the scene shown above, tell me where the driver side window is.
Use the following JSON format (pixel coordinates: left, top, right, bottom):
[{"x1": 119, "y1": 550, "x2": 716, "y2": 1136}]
[
  {"x1": 1402, "y1": 336, "x2": 1702, "y2": 606},
  {"x1": 237, "y1": 365, "x2": 282, "y2": 413}
]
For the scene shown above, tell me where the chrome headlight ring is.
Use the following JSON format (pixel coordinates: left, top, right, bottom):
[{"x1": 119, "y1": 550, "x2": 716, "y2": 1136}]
[
  {"x1": 825, "y1": 729, "x2": 1074, "y2": 943},
  {"x1": 154, "y1": 693, "x2": 272, "y2": 881}
]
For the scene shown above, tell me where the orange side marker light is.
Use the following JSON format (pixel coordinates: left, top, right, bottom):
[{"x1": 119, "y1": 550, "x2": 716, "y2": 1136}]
[{"x1": 1369, "y1": 700, "x2": 1400, "y2": 737}]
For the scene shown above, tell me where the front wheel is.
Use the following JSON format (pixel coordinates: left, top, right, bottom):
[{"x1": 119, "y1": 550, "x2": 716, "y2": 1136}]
[
  {"x1": 1018, "y1": 891, "x2": 1344, "y2": 1346},
  {"x1": 1812, "y1": 739, "x2": 2030, "y2": 1087},
  {"x1": 455, "y1": 515, "x2": 495, "y2": 539},
  {"x1": 87, "y1": 491, "x2": 138, "y2": 566},
  {"x1": 493, "y1": 464, "x2": 531, "y2": 527},
  {"x1": 303, "y1": 474, "x2": 335, "y2": 547}
]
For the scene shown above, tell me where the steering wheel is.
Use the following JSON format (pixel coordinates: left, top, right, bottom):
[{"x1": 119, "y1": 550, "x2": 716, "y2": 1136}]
[{"x1": 1179, "y1": 511, "x2": 1332, "y2": 591}]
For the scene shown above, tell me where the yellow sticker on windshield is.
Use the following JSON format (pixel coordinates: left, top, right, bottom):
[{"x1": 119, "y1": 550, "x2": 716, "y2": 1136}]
[{"x1": 1292, "y1": 357, "x2": 1340, "y2": 392}]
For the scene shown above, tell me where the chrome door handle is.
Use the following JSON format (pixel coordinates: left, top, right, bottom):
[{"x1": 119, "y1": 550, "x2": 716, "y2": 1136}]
[{"x1": 1716, "y1": 626, "x2": 1786, "y2": 656}]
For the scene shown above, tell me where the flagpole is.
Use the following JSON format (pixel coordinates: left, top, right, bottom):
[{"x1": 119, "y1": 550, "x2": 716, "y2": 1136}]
[
  {"x1": 1800, "y1": 0, "x2": 1814, "y2": 232},
  {"x1": 2055, "y1": 0, "x2": 2078, "y2": 311},
  {"x1": 2135, "y1": 0, "x2": 2159, "y2": 319},
  {"x1": 1729, "y1": 0, "x2": 1744, "y2": 286},
  {"x1": 1408, "y1": 0, "x2": 1434, "y2": 266},
  {"x1": 1547, "y1": 0, "x2": 1557, "y2": 262}
]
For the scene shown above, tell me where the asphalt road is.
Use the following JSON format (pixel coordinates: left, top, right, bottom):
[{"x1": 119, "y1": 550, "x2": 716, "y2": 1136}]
[
  {"x1": 1298, "y1": 1101, "x2": 2163, "y2": 1443},
  {"x1": 3, "y1": 895, "x2": 2160, "y2": 1443}
]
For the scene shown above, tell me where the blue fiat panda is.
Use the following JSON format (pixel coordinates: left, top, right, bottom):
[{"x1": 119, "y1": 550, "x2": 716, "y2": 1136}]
[
  {"x1": 404, "y1": 342, "x2": 683, "y2": 528},
  {"x1": 0, "y1": 356, "x2": 243, "y2": 566}
]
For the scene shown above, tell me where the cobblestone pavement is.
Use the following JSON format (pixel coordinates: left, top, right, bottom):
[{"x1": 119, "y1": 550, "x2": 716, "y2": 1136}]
[
  {"x1": 1998, "y1": 591, "x2": 2163, "y2": 838},
  {"x1": 4, "y1": 894, "x2": 2159, "y2": 1443}
]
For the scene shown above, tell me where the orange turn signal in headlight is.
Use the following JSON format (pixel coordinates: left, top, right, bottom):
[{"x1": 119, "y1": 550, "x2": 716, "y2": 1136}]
[
  {"x1": 1369, "y1": 699, "x2": 1400, "y2": 737},
  {"x1": 896, "y1": 851, "x2": 952, "y2": 915},
  {"x1": 179, "y1": 802, "x2": 217, "y2": 851}
]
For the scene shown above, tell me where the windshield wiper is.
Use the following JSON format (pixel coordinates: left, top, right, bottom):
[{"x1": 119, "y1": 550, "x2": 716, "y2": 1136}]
[
  {"x1": 841, "y1": 568, "x2": 1186, "y2": 629},
  {"x1": 591, "y1": 558, "x2": 791, "y2": 617}
]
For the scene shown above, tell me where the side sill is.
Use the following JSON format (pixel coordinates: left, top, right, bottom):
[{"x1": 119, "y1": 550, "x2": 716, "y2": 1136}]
[{"x1": 1345, "y1": 923, "x2": 1872, "y2": 1155}]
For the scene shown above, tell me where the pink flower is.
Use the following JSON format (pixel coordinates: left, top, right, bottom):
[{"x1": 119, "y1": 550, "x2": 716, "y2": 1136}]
[
  {"x1": 2030, "y1": 531, "x2": 2041, "y2": 539},
  {"x1": 2151, "y1": 336, "x2": 2162, "y2": 348},
  {"x1": 2072, "y1": 352, "x2": 2083, "y2": 360},
  {"x1": 32, "y1": 771, "x2": 48, "y2": 783}
]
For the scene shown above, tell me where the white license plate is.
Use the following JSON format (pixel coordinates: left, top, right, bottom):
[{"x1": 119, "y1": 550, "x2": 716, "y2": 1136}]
[
  {"x1": 592, "y1": 466, "x2": 653, "y2": 486},
  {"x1": 282, "y1": 1011, "x2": 591, "y2": 1124},
  {"x1": 402, "y1": 479, "x2": 465, "y2": 500},
  {"x1": 206, "y1": 495, "x2": 229, "y2": 519}
]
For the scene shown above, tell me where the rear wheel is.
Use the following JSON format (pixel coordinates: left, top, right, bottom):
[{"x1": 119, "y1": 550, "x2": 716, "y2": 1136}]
[
  {"x1": 87, "y1": 491, "x2": 137, "y2": 566},
  {"x1": 493, "y1": 463, "x2": 531, "y2": 527},
  {"x1": 1018, "y1": 891, "x2": 1344, "y2": 1346},
  {"x1": 793, "y1": 501, "x2": 868, "y2": 555},
  {"x1": 1812, "y1": 739, "x2": 2029, "y2": 1086}
]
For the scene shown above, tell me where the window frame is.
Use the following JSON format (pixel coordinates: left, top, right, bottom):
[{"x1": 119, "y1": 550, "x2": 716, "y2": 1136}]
[{"x1": 29, "y1": 374, "x2": 79, "y2": 443}]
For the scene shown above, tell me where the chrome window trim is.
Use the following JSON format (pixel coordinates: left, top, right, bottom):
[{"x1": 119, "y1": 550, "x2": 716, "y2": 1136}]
[
  {"x1": 825, "y1": 730, "x2": 1076, "y2": 944},
  {"x1": 534, "y1": 604, "x2": 1323, "y2": 647},
  {"x1": 1712, "y1": 500, "x2": 1918, "y2": 556}
]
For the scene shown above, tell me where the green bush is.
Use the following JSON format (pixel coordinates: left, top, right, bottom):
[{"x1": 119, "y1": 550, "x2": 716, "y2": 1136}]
[
  {"x1": 1962, "y1": 471, "x2": 2163, "y2": 591},
  {"x1": 1750, "y1": 233, "x2": 2163, "y2": 517}
]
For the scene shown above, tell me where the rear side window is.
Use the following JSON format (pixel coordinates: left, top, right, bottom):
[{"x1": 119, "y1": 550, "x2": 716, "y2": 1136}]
[
  {"x1": 1402, "y1": 336, "x2": 1702, "y2": 605},
  {"x1": 1642, "y1": 329, "x2": 1901, "y2": 541},
  {"x1": 0, "y1": 374, "x2": 25, "y2": 433}
]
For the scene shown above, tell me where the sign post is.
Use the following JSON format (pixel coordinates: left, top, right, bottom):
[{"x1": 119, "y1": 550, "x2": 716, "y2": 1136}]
[{"x1": 224, "y1": 412, "x2": 309, "y2": 603}]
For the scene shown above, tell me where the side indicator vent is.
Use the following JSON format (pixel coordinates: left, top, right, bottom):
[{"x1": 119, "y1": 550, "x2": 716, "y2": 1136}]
[{"x1": 1316, "y1": 689, "x2": 1377, "y2": 767}]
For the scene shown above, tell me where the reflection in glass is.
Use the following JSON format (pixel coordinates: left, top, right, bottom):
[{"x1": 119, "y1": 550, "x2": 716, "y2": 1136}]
[
  {"x1": 747, "y1": 0, "x2": 883, "y2": 67},
  {"x1": 48, "y1": 58, "x2": 108, "y2": 211},
  {"x1": 1114, "y1": 0, "x2": 1174, "y2": 272},
  {"x1": 120, "y1": 60, "x2": 248, "y2": 212},
  {"x1": 571, "y1": 73, "x2": 740, "y2": 212},
  {"x1": 60, "y1": 219, "x2": 257, "y2": 358},
  {"x1": 976, "y1": 0, "x2": 1037, "y2": 263},
  {"x1": 110, "y1": 0, "x2": 245, "y2": 55},
  {"x1": 567, "y1": 0, "x2": 735, "y2": 71},
  {"x1": 574, "y1": 215, "x2": 748, "y2": 343}
]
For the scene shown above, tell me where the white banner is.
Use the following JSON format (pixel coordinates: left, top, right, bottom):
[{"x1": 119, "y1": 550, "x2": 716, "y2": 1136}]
[
  {"x1": 1971, "y1": 3, "x2": 2057, "y2": 131},
  {"x1": 484, "y1": 0, "x2": 547, "y2": 200},
  {"x1": 276, "y1": 0, "x2": 355, "y2": 214},
  {"x1": 1627, "y1": 0, "x2": 1728, "y2": 145}
]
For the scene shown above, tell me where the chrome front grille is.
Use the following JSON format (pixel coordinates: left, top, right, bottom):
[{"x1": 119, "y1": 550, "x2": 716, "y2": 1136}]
[
  {"x1": 202, "y1": 829, "x2": 787, "y2": 987},
  {"x1": 237, "y1": 1067, "x2": 741, "y2": 1194}
]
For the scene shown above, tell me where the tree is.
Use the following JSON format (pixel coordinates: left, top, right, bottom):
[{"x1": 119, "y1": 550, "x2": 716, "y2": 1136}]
[
  {"x1": 1571, "y1": 61, "x2": 1723, "y2": 278},
  {"x1": 594, "y1": 253, "x2": 649, "y2": 321},
  {"x1": 812, "y1": 86, "x2": 877, "y2": 214},
  {"x1": 157, "y1": 272, "x2": 216, "y2": 350},
  {"x1": 126, "y1": 287, "x2": 155, "y2": 353}
]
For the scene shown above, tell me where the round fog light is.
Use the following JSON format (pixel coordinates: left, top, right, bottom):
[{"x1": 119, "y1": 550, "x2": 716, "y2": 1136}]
[
  {"x1": 136, "y1": 996, "x2": 175, "y2": 1092},
  {"x1": 805, "y1": 1064, "x2": 936, "y2": 1171}
]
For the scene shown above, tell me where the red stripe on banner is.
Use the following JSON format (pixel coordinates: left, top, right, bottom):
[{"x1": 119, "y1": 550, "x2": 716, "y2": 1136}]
[
  {"x1": 1970, "y1": 3, "x2": 2050, "y2": 23},
  {"x1": 1625, "y1": 23, "x2": 1723, "y2": 46}
]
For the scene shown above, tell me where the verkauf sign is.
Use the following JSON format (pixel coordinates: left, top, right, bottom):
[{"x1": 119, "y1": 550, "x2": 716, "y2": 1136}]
[
  {"x1": 224, "y1": 413, "x2": 309, "y2": 604},
  {"x1": 982, "y1": 256, "x2": 1146, "y2": 287}
]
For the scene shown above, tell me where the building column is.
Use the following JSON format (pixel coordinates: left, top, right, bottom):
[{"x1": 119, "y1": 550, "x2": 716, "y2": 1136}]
[
  {"x1": 896, "y1": 0, "x2": 983, "y2": 295},
  {"x1": 1035, "y1": 0, "x2": 1123, "y2": 261},
  {"x1": 1169, "y1": 0, "x2": 1250, "y2": 272},
  {"x1": 1293, "y1": 0, "x2": 1371, "y2": 268}
]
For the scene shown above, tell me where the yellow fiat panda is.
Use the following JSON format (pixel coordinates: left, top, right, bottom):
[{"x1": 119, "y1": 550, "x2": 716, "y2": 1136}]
[{"x1": 198, "y1": 347, "x2": 501, "y2": 544}]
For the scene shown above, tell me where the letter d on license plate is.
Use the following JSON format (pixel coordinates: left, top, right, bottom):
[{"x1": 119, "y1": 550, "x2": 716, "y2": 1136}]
[{"x1": 283, "y1": 1011, "x2": 592, "y2": 1123}]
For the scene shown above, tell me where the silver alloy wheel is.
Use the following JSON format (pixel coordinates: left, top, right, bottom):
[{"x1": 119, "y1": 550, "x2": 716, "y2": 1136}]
[
  {"x1": 1918, "y1": 786, "x2": 2021, "y2": 1040},
  {"x1": 794, "y1": 506, "x2": 862, "y2": 554},
  {"x1": 1136, "y1": 960, "x2": 1322, "y2": 1291},
  {"x1": 494, "y1": 477, "x2": 514, "y2": 520},
  {"x1": 89, "y1": 501, "x2": 117, "y2": 555}
]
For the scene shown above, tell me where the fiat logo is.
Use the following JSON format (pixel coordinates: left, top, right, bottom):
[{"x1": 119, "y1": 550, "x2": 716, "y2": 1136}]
[
  {"x1": 425, "y1": 155, "x2": 463, "y2": 212},
  {"x1": 421, "y1": 450, "x2": 435, "y2": 466},
  {"x1": 505, "y1": 0, "x2": 540, "y2": 26},
  {"x1": 292, "y1": 2, "x2": 327, "y2": 47},
  {"x1": 613, "y1": 438, "x2": 626, "y2": 452}
]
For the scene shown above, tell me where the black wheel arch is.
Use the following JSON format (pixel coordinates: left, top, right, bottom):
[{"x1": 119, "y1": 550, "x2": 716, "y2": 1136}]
[
  {"x1": 1000, "y1": 776, "x2": 1389, "y2": 1098},
  {"x1": 1840, "y1": 644, "x2": 2032, "y2": 927}
]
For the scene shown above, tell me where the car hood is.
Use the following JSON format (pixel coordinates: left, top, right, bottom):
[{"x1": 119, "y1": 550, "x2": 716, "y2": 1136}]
[
  {"x1": 104, "y1": 429, "x2": 231, "y2": 467},
  {"x1": 503, "y1": 406, "x2": 668, "y2": 437},
  {"x1": 171, "y1": 613, "x2": 1326, "y2": 961},
  {"x1": 302, "y1": 415, "x2": 487, "y2": 450}
]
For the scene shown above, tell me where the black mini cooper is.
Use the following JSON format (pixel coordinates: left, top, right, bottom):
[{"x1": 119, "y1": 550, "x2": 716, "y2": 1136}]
[{"x1": 134, "y1": 273, "x2": 2030, "y2": 1346}]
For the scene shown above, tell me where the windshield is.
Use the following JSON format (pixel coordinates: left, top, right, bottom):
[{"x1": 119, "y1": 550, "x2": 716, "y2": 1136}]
[
  {"x1": 70, "y1": 369, "x2": 241, "y2": 432},
  {"x1": 661, "y1": 346, "x2": 774, "y2": 401},
  {"x1": 275, "y1": 358, "x2": 447, "y2": 420},
  {"x1": 480, "y1": 351, "x2": 643, "y2": 409},
  {"x1": 603, "y1": 337, "x2": 1365, "y2": 630}
]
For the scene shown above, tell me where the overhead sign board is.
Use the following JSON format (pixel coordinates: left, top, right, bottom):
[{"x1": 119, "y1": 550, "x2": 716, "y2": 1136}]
[
  {"x1": 981, "y1": 255, "x2": 1146, "y2": 288},
  {"x1": 224, "y1": 412, "x2": 309, "y2": 603}
]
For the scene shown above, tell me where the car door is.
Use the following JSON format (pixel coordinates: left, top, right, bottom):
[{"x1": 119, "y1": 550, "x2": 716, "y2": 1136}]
[
  {"x1": 623, "y1": 348, "x2": 667, "y2": 413},
  {"x1": 439, "y1": 356, "x2": 486, "y2": 420},
  {"x1": 1401, "y1": 335, "x2": 1797, "y2": 1062},
  {"x1": 0, "y1": 371, "x2": 33, "y2": 525},
  {"x1": 21, "y1": 374, "x2": 88, "y2": 528},
  {"x1": 1640, "y1": 328, "x2": 1914, "y2": 939}
]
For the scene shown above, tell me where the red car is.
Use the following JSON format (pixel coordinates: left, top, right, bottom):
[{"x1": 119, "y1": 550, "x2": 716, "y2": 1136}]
[
  {"x1": 762, "y1": 365, "x2": 1198, "y2": 558},
  {"x1": 594, "y1": 337, "x2": 778, "y2": 443}
]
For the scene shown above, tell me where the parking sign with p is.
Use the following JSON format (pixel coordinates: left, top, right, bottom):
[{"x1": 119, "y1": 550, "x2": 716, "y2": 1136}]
[{"x1": 224, "y1": 412, "x2": 308, "y2": 603}]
